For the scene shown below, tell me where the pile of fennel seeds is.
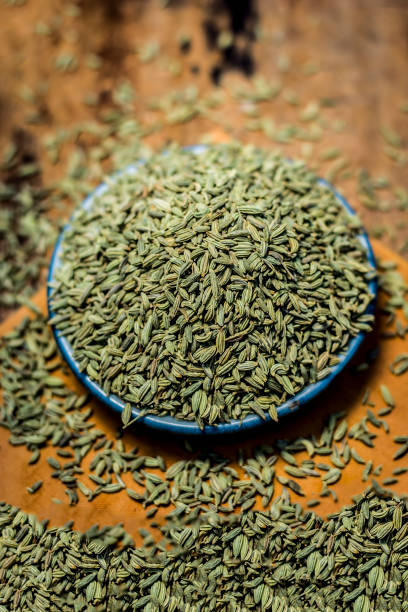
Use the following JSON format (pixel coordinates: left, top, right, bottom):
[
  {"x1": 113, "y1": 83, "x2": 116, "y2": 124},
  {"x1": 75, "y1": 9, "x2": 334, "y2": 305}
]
[{"x1": 50, "y1": 143, "x2": 375, "y2": 428}]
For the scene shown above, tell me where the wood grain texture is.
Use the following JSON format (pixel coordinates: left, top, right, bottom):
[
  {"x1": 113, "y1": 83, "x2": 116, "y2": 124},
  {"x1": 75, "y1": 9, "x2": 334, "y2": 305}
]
[
  {"x1": 0, "y1": 241, "x2": 407, "y2": 538},
  {"x1": 0, "y1": 0, "x2": 407, "y2": 248}
]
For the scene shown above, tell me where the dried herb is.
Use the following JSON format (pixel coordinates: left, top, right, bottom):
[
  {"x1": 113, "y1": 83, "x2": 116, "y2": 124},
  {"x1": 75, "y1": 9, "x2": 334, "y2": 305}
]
[
  {"x1": 0, "y1": 488, "x2": 407, "y2": 610},
  {"x1": 50, "y1": 143, "x2": 375, "y2": 428}
]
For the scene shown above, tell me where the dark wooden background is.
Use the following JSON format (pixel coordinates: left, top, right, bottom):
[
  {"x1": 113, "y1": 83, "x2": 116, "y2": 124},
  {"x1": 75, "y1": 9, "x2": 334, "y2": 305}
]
[{"x1": 1, "y1": 0, "x2": 408, "y2": 248}]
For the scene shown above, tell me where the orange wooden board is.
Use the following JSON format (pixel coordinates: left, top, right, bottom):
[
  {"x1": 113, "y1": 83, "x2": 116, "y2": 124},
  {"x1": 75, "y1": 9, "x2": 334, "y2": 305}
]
[{"x1": 1, "y1": 239, "x2": 408, "y2": 541}]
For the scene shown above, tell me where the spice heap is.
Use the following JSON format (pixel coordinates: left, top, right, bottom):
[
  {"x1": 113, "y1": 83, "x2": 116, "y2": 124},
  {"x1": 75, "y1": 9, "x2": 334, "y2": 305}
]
[
  {"x1": 116, "y1": 488, "x2": 408, "y2": 611},
  {"x1": 50, "y1": 143, "x2": 375, "y2": 427},
  {"x1": 1, "y1": 488, "x2": 408, "y2": 610}
]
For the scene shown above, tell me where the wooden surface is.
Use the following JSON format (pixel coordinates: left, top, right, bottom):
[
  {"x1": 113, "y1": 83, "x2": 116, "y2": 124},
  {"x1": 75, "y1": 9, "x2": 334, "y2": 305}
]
[
  {"x1": 0, "y1": 0, "x2": 408, "y2": 249},
  {"x1": 0, "y1": 239, "x2": 407, "y2": 540}
]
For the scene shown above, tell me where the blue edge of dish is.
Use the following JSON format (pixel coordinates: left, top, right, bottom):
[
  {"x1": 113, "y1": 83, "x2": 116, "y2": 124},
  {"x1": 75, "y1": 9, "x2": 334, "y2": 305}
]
[{"x1": 47, "y1": 145, "x2": 378, "y2": 436}]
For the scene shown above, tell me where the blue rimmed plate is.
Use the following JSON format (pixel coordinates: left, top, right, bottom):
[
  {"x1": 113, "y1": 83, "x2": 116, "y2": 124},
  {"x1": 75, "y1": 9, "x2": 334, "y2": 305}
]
[{"x1": 47, "y1": 145, "x2": 377, "y2": 436}]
